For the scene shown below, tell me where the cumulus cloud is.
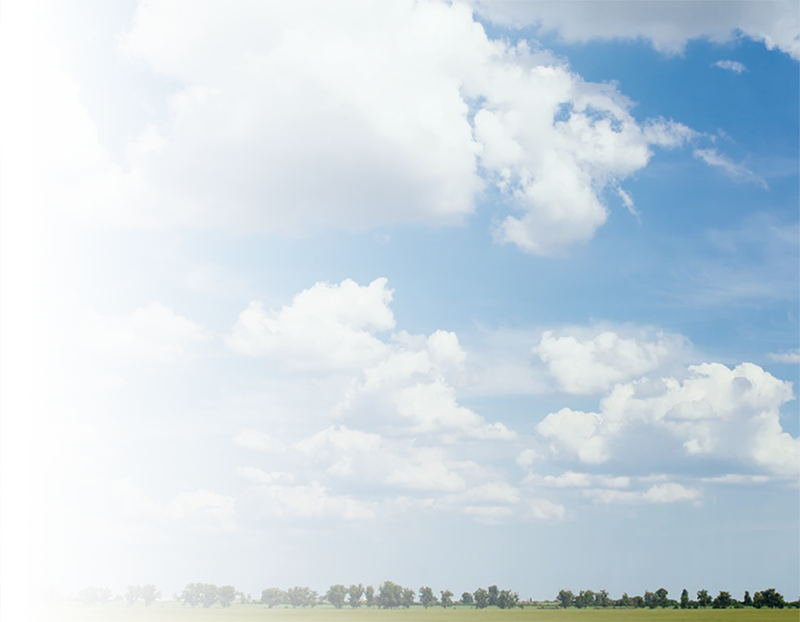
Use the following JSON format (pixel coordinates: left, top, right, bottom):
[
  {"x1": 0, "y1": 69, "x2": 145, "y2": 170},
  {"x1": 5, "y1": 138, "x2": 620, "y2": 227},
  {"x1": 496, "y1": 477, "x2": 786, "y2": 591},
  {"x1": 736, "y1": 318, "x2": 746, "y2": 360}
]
[
  {"x1": 693, "y1": 148, "x2": 767, "y2": 188},
  {"x1": 769, "y1": 348, "x2": 800, "y2": 364},
  {"x1": 535, "y1": 328, "x2": 687, "y2": 394},
  {"x1": 527, "y1": 497, "x2": 566, "y2": 521},
  {"x1": 6, "y1": 1, "x2": 698, "y2": 256},
  {"x1": 584, "y1": 482, "x2": 700, "y2": 505},
  {"x1": 471, "y1": 0, "x2": 800, "y2": 60},
  {"x1": 248, "y1": 481, "x2": 375, "y2": 521},
  {"x1": 228, "y1": 278, "x2": 394, "y2": 371},
  {"x1": 33, "y1": 374, "x2": 125, "y2": 394},
  {"x1": 525, "y1": 471, "x2": 630, "y2": 489},
  {"x1": 539, "y1": 362, "x2": 799, "y2": 475},
  {"x1": 714, "y1": 59, "x2": 747, "y2": 73},
  {"x1": 14, "y1": 22, "x2": 109, "y2": 173},
  {"x1": 14, "y1": 408, "x2": 119, "y2": 487},
  {"x1": 83, "y1": 302, "x2": 210, "y2": 363}
]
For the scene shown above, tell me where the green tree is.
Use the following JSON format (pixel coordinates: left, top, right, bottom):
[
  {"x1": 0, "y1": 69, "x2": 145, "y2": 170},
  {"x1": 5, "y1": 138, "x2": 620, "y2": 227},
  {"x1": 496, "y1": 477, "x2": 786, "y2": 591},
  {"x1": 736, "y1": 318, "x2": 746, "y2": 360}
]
[
  {"x1": 743, "y1": 591, "x2": 752, "y2": 606},
  {"x1": 497, "y1": 590, "x2": 519, "y2": 609},
  {"x1": 326, "y1": 585, "x2": 347, "y2": 609},
  {"x1": 697, "y1": 590, "x2": 712, "y2": 607},
  {"x1": 680, "y1": 589, "x2": 689, "y2": 609},
  {"x1": 576, "y1": 590, "x2": 595, "y2": 609},
  {"x1": 473, "y1": 588, "x2": 489, "y2": 609},
  {"x1": 377, "y1": 581, "x2": 403, "y2": 608},
  {"x1": 401, "y1": 588, "x2": 415, "y2": 608},
  {"x1": 199, "y1": 584, "x2": 218, "y2": 608},
  {"x1": 754, "y1": 588, "x2": 785, "y2": 609},
  {"x1": 287, "y1": 586, "x2": 316, "y2": 608},
  {"x1": 461, "y1": 591, "x2": 474, "y2": 606},
  {"x1": 596, "y1": 589, "x2": 610, "y2": 607},
  {"x1": 217, "y1": 586, "x2": 236, "y2": 608},
  {"x1": 712, "y1": 591, "x2": 732, "y2": 609},
  {"x1": 655, "y1": 588, "x2": 669, "y2": 608},
  {"x1": 419, "y1": 586, "x2": 437, "y2": 608},
  {"x1": 79, "y1": 587, "x2": 99, "y2": 606},
  {"x1": 125, "y1": 586, "x2": 141, "y2": 607},
  {"x1": 347, "y1": 584, "x2": 364, "y2": 608},
  {"x1": 139, "y1": 585, "x2": 161, "y2": 607},
  {"x1": 440, "y1": 590, "x2": 454, "y2": 608},
  {"x1": 557, "y1": 589, "x2": 574, "y2": 608},
  {"x1": 617, "y1": 592, "x2": 632, "y2": 608},
  {"x1": 631, "y1": 595, "x2": 644, "y2": 608},
  {"x1": 260, "y1": 588, "x2": 286, "y2": 608},
  {"x1": 39, "y1": 585, "x2": 61, "y2": 607},
  {"x1": 25, "y1": 583, "x2": 39, "y2": 607},
  {"x1": 488, "y1": 585, "x2": 499, "y2": 607},
  {"x1": 365, "y1": 586, "x2": 375, "y2": 608},
  {"x1": 180, "y1": 584, "x2": 202, "y2": 608}
]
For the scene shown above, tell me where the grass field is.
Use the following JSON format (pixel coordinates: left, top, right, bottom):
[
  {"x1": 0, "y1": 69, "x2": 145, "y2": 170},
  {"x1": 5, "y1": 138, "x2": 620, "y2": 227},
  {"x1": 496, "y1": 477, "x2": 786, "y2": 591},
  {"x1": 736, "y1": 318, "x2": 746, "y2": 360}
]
[{"x1": 33, "y1": 602, "x2": 800, "y2": 622}]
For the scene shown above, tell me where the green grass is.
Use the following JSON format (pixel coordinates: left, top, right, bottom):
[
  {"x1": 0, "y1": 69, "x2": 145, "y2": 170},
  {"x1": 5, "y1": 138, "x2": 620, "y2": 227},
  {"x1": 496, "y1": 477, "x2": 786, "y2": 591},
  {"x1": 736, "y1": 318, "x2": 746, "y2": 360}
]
[{"x1": 36, "y1": 602, "x2": 800, "y2": 622}]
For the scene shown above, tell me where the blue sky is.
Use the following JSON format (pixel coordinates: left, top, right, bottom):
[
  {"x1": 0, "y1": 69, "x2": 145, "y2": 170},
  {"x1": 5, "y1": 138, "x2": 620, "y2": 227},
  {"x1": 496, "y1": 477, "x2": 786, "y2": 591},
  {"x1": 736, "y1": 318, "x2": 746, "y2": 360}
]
[{"x1": 1, "y1": 0, "x2": 798, "y2": 611}]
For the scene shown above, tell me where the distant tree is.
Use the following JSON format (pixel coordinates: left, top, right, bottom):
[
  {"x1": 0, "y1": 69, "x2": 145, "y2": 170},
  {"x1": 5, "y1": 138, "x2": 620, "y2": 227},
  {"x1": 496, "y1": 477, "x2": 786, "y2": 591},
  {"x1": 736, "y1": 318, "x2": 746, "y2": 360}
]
[
  {"x1": 261, "y1": 588, "x2": 286, "y2": 608},
  {"x1": 326, "y1": 585, "x2": 347, "y2": 609},
  {"x1": 680, "y1": 589, "x2": 689, "y2": 609},
  {"x1": 125, "y1": 586, "x2": 141, "y2": 607},
  {"x1": 287, "y1": 586, "x2": 316, "y2": 608},
  {"x1": 180, "y1": 584, "x2": 202, "y2": 607},
  {"x1": 474, "y1": 588, "x2": 489, "y2": 609},
  {"x1": 347, "y1": 584, "x2": 364, "y2": 608},
  {"x1": 655, "y1": 588, "x2": 669, "y2": 608},
  {"x1": 697, "y1": 590, "x2": 712, "y2": 608},
  {"x1": 557, "y1": 589, "x2": 574, "y2": 608},
  {"x1": 401, "y1": 588, "x2": 415, "y2": 608},
  {"x1": 488, "y1": 585, "x2": 499, "y2": 607},
  {"x1": 712, "y1": 591, "x2": 732, "y2": 609},
  {"x1": 596, "y1": 590, "x2": 611, "y2": 608},
  {"x1": 419, "y1": 586, "x2": 437, "y2": 608},
  {"x1": 461, "y1": 591, "x2": 474, "y2": 606},
  {"x1": 39, "y1": 585, "x2": 60, "y2": 607},
  {"x1": 377, "y1": 581, "x2": 403, "y2": 609},
  {"x1": 139, "y1": 585, "x2": 161, "y2": 606},
  {"x1": 742, "y1": 591, "x2": 752, "y2": 607},
  {"x1": 754, "y1": 589, "x2": 785, "y2": 609},
  {"x1": 217, "y1": 586, "x2": 236, "y2": 608},
  {"x1": 365, "y1": 586, "x2": 375, "y2": 608},
  {"x1": 199, "y1": 584, "x2": 218, "y2": 608},
  {"x1": 79, "y1": 587, "x2": 99, "y2": 606},
  {"x1": 631, "y1": 595, "x2": 644, "y2": 609},
  {"x1": 440, "y1": 590, "x2": 454, "y2": 608},
  {"x1": 497, "y1": 590, "x2": 519, "y2": 609},
  {"x1": 97, "y1": 587, "x2": 113, "y2": 605},
  {"x1": 575, "y1": 590, "x2": 595, "y2": 609},
  {"x1": 25, "y1": 583, "x2": 39, "y2": 607},
  {"x1": 643, "y1": 591, "x2": 656, "y2": 609}
]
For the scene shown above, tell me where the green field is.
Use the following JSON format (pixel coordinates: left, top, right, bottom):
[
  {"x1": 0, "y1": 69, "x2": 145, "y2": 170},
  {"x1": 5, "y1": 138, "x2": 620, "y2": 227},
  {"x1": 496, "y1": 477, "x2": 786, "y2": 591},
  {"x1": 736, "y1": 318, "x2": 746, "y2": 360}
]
[{"x1": 34, "y1": 603, "x2": 799, "y2": 622}]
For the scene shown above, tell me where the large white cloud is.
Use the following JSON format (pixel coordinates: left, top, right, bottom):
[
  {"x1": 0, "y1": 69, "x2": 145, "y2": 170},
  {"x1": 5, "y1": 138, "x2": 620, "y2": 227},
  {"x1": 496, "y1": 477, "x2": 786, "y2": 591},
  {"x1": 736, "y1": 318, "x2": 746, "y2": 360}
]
[
  {"x1": 14, "y1": 408, "x2": 119, "y2": 487},
  {"x1": 83, "y1": 302, "x2": 210, "y2": 363},
  {"x1": 5, "y1": 0, "x2": 688, "y2": 255},
  {"x1": 228, "y1": 278, "x2": 394, "y2": 371},
  {"x1": 14, "y1": 22, "x2": 109, "y2": 173},
  {"x1": 538, "y1": 362, "x2": 799, "y2": 475},
  {"x1": 535, "y1": 328, "x2": 687, "y2": 394},
  {"x1": 472, "y1": 0, "x2": 800, "y2": 60}
]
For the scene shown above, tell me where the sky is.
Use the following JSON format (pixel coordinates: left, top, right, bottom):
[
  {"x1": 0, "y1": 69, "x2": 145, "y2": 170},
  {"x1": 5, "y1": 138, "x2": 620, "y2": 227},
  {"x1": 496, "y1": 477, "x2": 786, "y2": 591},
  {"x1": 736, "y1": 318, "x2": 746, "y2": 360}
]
[{"x1": 1, "y1": 0, "x2": 799, "y2": 613}]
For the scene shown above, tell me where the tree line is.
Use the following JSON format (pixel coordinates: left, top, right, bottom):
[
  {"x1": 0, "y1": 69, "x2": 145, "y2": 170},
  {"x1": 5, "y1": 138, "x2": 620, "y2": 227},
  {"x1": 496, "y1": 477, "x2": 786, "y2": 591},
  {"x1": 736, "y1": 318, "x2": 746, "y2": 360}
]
[{"x1": 74, "y1": 582, "x2": 797, "y2": 610}]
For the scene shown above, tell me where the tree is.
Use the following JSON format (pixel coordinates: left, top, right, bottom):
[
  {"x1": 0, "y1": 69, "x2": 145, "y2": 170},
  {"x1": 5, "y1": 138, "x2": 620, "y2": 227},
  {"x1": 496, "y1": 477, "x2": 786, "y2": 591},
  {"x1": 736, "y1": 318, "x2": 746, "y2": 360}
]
[
  {"x1": 655, "y1": 588, "x2": 669, "y2": 608},
  {"x1": 754, "y1": 588, "x2": 785, "y2": 609},
  {"x1": 461, "y1": 591, "x2": 474, "y2": 606},
  {"x1": 743, "y1": 591, "x2": 752, "y2": 606},
  {"x1": 25, "y1": 583, "x2": 39, "y2": 607},
  {"x1": 557, "y1": 589, "x2": 574, "y2": 608},
  {"x1": 217, "y1": 586, "x2": 236, "y2": 608},
  {"x1": 125, "y1": 586, "x2": 140, "y2": 607},
  {"x1": 79, "y1": 587, "x2": 99, "y2": 606},
  {"x1": 180, "y1": 584, "x2": 202, "y2": 608},
  {"x1": 401, "y1": 588, "x2": 415, "y2": 608},
  {"x1": 644, "y1": 591, "x2": 657, "y2": 609},
  {"x1": 139, "y1": 585, "x2": 161, "y2": 606},
  {"x1": 497, "y1": 590, "x2": 519, "y2": 609},
  {"x1": 261, "y1": 588, "x2": 286, "y2": 608},
  {"x1": 473, "y1": 588, "x2": 489, "y2": 609},
  {"x1": 365, "y1": 585, "x2": 375, "y2": 608},
  {"x1": 697, "y1": 590, "x2": 712, "y2": 608},
  {"x1": 713, "y1": 591, "x2": 732, "y2": 609},
  {"x1": 440, "y1": 590, "x2": 454, "y2": 608},
  {"x1": 39, "y1": 585, "x2": 60, "y2": 607},
  {"x1": 419, "y1": 586, "x2": 437, "y2": 608},
  {"x1": 680, "y1": 589, "x2": 689, "y2": 609},
  {"x1": 617, "y1": 592, "x2": 632, "y2": 608},
  {"x1": 347, "y1": 584, "x2": 364, "y2": 608},
  {"x1": 596, "y1": 589, "x2": 611, "y2": 608},
  {"x1": 488, "y1": 585, "x2": 499, "y2": 607},
  {"x1": 631, "y1": 595, "x2": 644, "y2": 609},
  {"x1": 200, "y1": 584, "x2": 218, "y2": 608},
  {"x1": 97, "y1": 587, "x2": 113, "y2": 605},
  {"x1": 377, "y1": 581, "x2": 403, "y2": 608},
  {"x1": 287, "y1": 586, "x2": 316, "y2": 608},
  {"x1": 576, "y1": 590, "x2": 595, "y2": 609},
  {"x1": 326, "y1": 585, "x2": 347, "y2": 609}
]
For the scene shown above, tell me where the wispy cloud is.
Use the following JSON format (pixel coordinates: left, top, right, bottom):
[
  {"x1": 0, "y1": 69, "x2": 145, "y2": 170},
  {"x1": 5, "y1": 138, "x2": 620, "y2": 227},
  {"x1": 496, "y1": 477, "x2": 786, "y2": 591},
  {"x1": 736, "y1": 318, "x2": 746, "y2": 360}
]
[
  {"x1": 713, "y1": 59, "x2": 747, "y2": 73},
  {"x1": 768, "y1": 349, "x2": 800, "y2": 364},
  {"x1": 693, "y1": 148, "x2": 767, "y2": 188}
]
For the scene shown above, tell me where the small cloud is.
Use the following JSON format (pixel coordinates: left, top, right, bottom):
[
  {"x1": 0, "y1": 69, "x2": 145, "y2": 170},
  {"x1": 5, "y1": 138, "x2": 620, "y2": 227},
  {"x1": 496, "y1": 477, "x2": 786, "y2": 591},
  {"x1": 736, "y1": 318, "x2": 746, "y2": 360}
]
[
  {"x1": 616, "y1": 186, "x2": 640, "y2": 222},
  {"x1": 768, "y1": 348, "x2": 800, "y2": 364},
  {"x1": 693, "y1": 148, "x2": 767, "y2": 189},
  {"x1": 81, "y1": 28, "x2": 100, "y2": 43},
  {"x1": 713, "y1": 60, "x2": 747, "y2": 73},
  {"x1": 232, "y1": 429, "x2": 286, "y2": 453},
  {"x1": 527, "y1": 498, "x2": 565, "y2": 521},
  {"x1": 701, "y1": 474, "x2": 770, "y2": 485}
]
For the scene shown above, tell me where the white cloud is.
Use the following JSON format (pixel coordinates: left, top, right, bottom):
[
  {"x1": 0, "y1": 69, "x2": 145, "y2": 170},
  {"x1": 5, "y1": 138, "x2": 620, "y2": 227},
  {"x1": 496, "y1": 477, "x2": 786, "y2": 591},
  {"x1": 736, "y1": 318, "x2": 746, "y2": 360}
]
[
  {"x1": 700, "y1": 474, "x2": 770, "y2": 485},
  {"x1": 714, "y1": 59, "x2": 747, "y2": 73},
  {"x1": 2, "y1": 1, "x2": 696, "y2": 256},
  {"x1": 83, "y1": 302, "x2": 210, "y2": 363},
  {"x1": 33, "y1": 374, "x2": 125, "y2": 394},
  {"x1": 249, "y1": 481, "x2": 375, "y2": 521},
  {"x1": 235, "y1": 467, "x2": 294, "y2": 485},
  {"x1": 166, "y1": 489, "x2": 236, "y2": 522},
  {"x1": 527, "y1": 497, "x2": 566, "y2": 521},
  {"x1": 14, "y1": 22, "x2": 108, "y2": 173},
  {"x1": 232, "y1": 429, "x2": 286, "y2": 453},
  {"x1": 228, "y1": 278, "x2": 394, "y2": 371},
  {"x1": 110, "y1": 477, "x2": 164, "y2": 516},
  {"x1": 515, "y1": 448, "x2": 539, "y2": 469},
  {"x1": 539, "y1": 361, "x2": 799, "y2": 475},
  {"x1": 471, "y1": 1, "x2": 800, "y2": 60},
  {"x1": 584, "y1": 482, "x2": 700, "y2": 504},
  {"x1": 14, "y1": 408, "x2": 119, "y2": 487},
  {"x1": 535, "y1": 328, "x2": 686, "y2": 394},
  {"x1": 693, "y1": 148, "x2": 768, "y2": 188},
  {"x1": 525, "y1": 471, "x2": 630, "y2": 489},
  {"x1": 769, "y1": 349, "x2": 800, "y2": 364}
]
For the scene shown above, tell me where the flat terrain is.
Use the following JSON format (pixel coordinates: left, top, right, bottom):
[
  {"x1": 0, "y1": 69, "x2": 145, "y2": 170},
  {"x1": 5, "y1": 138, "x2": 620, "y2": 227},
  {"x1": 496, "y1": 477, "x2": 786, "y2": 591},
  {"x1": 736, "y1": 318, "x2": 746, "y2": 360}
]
[{"x1": 31, "y1": 603, "x2": 800, "y2": 622}]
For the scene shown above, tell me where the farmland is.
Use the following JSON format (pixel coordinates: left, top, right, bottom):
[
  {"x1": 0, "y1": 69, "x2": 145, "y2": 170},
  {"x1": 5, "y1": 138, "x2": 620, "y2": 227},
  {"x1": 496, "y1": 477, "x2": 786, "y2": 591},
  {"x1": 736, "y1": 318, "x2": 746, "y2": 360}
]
[{"x1": 34, "y1": 602, "x2": 800, "y2": 622}]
